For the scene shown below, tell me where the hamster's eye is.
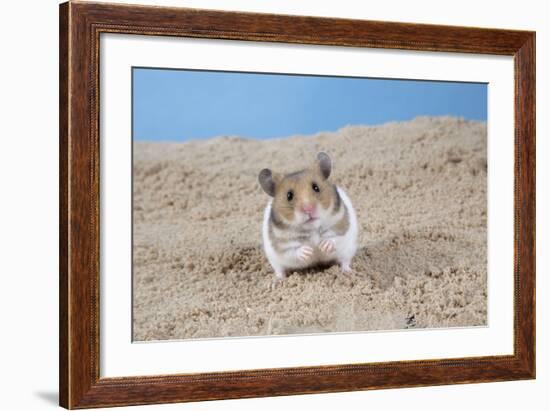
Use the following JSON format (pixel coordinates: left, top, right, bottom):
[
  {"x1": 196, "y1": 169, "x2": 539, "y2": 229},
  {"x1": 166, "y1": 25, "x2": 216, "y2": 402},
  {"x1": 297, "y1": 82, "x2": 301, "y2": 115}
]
[
  {"x1": 312, "y1": 182, "x2": 320, "y2": 193},
  {"x1": 287, "y1": 190, "x2": 294, "y2": 202}
]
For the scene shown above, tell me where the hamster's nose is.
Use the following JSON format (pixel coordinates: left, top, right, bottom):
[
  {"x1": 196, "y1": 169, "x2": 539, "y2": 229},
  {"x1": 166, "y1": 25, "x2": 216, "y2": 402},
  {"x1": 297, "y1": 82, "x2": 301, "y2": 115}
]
[{"x1": 302, "y1": 204, "x2": 316, "y2": 215}]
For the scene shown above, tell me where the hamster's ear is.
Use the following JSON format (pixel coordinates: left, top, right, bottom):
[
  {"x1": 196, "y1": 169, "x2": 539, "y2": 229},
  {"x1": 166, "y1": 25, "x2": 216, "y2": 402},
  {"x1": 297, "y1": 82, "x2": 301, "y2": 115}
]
[
  {"x1": 259, "y1": 168, "x2": 277, "y2": 197},
  {"x1": 316, "y1": 152, "x2": 332, "y2": 180}
]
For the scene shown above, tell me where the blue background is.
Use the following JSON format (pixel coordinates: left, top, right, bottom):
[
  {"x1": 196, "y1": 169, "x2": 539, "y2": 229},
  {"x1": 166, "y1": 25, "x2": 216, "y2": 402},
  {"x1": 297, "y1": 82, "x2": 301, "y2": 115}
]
[{"x1": 133, "y1": 68, "x2": 487, "y2": 141}]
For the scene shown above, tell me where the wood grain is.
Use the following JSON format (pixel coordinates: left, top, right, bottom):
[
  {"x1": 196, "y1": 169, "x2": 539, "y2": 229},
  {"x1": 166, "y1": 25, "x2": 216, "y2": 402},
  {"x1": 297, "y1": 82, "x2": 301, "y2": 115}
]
[
  {"x1": 59, "y1": 2, "x2": 69, "y2": 407},
  {"x1": 59, "y1": 1, "x2": 535, "y2": 408}
]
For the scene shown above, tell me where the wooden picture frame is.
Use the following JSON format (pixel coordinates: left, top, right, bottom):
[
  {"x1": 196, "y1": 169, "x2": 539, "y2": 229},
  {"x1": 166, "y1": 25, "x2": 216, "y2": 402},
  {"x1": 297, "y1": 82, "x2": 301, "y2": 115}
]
[{"x1": 59, "y1": 1, "x2": 535, "y2": 408}]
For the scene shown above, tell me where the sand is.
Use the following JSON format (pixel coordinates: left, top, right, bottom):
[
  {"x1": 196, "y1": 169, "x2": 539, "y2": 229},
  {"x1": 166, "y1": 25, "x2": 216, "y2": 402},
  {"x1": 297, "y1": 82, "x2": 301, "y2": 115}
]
[{"x1": 132, "y1": 116, "x2": 487, "y2": 341}]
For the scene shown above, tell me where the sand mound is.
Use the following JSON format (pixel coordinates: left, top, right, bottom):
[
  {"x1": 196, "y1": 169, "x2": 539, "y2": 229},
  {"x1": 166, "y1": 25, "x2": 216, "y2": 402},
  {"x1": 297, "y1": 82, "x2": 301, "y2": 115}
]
[{"x1": 133, "y1": 116, "x2": 487, "y2": 341}]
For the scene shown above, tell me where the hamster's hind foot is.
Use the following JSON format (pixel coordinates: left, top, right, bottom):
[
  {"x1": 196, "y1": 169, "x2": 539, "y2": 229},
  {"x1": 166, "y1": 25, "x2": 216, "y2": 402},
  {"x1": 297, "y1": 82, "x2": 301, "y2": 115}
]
[
  {"x1": 270, "y1": 276, "x2": 285, "y2": 290},
  {"x1": 340, "y1": 261, "x2": 352, "y2": 273},
  {"x1": 270, "y1": 270, "x2": 286, "y2": 290}
]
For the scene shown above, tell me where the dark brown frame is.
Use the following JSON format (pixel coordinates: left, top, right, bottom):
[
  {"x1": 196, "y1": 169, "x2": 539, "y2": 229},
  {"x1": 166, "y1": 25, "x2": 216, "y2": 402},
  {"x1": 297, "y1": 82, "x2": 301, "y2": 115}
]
[{"x1": 59, "y1": 1, "x2": 536, "y2": 408}]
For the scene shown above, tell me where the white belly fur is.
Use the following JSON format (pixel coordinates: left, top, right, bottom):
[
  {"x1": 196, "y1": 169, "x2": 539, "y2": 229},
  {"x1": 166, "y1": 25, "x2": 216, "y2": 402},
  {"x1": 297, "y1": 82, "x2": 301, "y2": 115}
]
[{"x1": 262, "y1": 186, "x2": 359, "y2": 276}]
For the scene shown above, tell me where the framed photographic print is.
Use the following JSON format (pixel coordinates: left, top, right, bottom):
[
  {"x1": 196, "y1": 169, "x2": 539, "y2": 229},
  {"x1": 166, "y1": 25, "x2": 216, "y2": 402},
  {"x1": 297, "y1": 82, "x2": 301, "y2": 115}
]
[{"x1": 59, "y1": 1, "x2": 535, "y2": 408}]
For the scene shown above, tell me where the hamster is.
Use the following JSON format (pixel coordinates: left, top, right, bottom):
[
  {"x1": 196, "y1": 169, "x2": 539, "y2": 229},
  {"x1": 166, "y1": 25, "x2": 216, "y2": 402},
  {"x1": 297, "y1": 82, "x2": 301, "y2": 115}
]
[{"x1": 258, "y1": 152, "x2": 358, "y2": 284}]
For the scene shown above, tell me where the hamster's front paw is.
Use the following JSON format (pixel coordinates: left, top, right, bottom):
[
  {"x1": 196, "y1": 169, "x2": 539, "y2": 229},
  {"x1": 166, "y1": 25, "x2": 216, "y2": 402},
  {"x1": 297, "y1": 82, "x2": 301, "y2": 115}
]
[
  {"x1": 319, "y1": 239, "x2": 335, "y2": 255},
  {"x1": 296, "y1": 245, "x2": 314, "y2": 262}
]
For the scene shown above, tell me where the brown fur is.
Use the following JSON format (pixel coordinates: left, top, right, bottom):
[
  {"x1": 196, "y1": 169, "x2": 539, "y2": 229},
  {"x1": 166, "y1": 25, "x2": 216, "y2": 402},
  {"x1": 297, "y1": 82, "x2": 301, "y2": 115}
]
[
  {"x1": 330, "y1": 205, "x2": 350, "y2": 235},
  {"x1": 268, "y1": 223, "x2": 310, "y2": 252},
  {"x1": 271, "y1": 167, "x2": 334, "y2": 224}
]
